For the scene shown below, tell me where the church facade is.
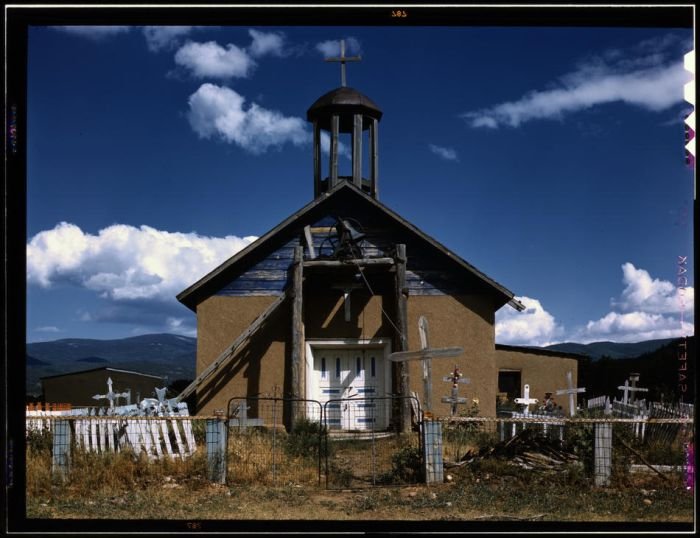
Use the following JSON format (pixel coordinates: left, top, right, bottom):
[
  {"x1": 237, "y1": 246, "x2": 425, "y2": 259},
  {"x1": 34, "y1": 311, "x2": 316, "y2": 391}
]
[{"x1": 177, "y1": 58, "x2": 580, "y2": 426}]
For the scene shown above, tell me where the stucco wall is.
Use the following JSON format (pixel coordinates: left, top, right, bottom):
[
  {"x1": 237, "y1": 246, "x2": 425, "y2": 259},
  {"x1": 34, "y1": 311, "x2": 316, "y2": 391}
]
[{"x1": 494, "y1": 348, "x2": 580, "y2": 415}]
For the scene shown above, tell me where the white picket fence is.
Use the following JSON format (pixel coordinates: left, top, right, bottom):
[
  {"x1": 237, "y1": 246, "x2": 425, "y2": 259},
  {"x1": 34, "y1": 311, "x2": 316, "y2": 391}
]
[{"x1": 26, "y1": 403, "x2": 197, "y2": 460}]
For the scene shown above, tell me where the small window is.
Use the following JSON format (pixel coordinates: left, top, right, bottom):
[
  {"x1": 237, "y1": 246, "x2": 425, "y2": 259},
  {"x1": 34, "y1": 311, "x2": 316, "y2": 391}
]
[
  {"x1": 371, "y1": 356, "x2": 376, "y2": 377},
  {"x1": 356, "y1": 356, "x2": 362, "y2": 375},
  {"x1": 336, "y1": 358, "x2": 341, "y2": 378},
  {"x1": 321, "y1": 357, "x2": 326, "y2": 379}
]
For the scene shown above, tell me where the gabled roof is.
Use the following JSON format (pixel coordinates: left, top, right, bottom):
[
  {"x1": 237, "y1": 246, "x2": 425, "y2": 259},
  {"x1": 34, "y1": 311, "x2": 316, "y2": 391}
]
[
  {"x1": 40, "y1": 367, "x2": 165, "y2": 381},
  {"x1": 177, "y1": 181, "x2": 525, "y2": 312}
]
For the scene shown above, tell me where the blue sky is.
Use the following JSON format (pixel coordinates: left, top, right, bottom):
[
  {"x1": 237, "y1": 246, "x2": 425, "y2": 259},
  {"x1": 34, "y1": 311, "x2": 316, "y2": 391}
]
[{"x1": 25, "y1": 22, "x2": 694, "y2": 346}]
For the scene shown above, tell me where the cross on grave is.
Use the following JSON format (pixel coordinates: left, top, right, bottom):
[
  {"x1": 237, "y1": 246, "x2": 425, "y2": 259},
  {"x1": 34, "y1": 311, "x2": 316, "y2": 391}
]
[
  {"x1": 514, "y1": 384, "x2": 538, "y2": 416},
  {"x1": 324, "y1": 38, "x2": 361, "y2": 87},
  {"x1": 441, "y1": 365, "x2": 471, "y2": 416},
  {"x1": 229, "y1": 401, "x2": 264, "y2": 432},
  {"x1": 617, "y1": 375, "x2": 649, "y2": 405},
  {"x1": 555, "y1": 371, "x2": 586, "y2": 417},
  {"x1": 92, "y1": 377, "x2": 130, "y2": 409},
  {"x1": 389, "y1": 315, "x2": 463, "y2": 414}
]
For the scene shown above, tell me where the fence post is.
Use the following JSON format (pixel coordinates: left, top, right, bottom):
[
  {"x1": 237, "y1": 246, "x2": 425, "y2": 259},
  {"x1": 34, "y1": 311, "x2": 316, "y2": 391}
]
[
  {"x1": 594, "y1": 421, "x2": 612, "y2": 486},
  {"x1": 423, "y1": 421, "x2": 443, "y2": 484},
  {"x1": 52, "y1": 419, "x2": 71, "y2": 481},
  {"x1": 206, "y1": 417, "x2": 228, "y2": 484}
]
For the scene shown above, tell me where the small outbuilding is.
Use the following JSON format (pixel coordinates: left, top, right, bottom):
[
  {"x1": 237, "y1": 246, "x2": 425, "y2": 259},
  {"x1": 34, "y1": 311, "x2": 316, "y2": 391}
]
[{"x1": 41, "y1": 367, "x2": 165, "y2": 407}]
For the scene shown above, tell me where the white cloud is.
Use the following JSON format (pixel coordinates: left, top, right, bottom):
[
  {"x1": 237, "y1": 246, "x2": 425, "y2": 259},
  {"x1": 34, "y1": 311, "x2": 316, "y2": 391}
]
[
  {"x1": 577, "y1": 312, "x2": 694, "y2": 344},
  {"x1": 187, "y1": 83, "x2": 309, "y2": 154},
  {"x1": 613, "y1": 262, "x2": 694, "y2": 315},
  {"x1": 50, "y1": 26, "x2": 132, "y2": 40},
  {"x1": 495, "y1": 296, "x2": 564, "y2": 347},
  {"x1": 315, "y1": 37, "x2": 361, "y2": 57},
  {"x1": 35, "y1": 326, "x2": 61, "y2": 333},
  {"x1": 464, "y1": 36, "x2": 692, "y2": 129},
  {"x1": 429, "y1": 144, "x2": 459, "y2": 162},
  {"x1": 175, "y1": 41, "x2": 255, "y2": 79},
  {"x1": 248, "y1": 29, "x2": 286, "y2": 58},
  {"x1": 143, "y1": 26, "x2": 208, "y2": 52},
  {"x1": 27, "y1": 222, "x2": 257, "y2": 302}
]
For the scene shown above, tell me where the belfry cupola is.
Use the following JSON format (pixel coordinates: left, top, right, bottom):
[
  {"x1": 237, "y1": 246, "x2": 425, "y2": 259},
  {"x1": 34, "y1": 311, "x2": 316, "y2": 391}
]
[{"x1": 307, "y1": 39, "x2": 382, "y2": 199}]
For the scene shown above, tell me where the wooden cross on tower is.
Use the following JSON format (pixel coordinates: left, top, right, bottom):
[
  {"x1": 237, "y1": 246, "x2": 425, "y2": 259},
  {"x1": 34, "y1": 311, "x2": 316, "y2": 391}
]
[
  {"x1": 555, "y1": 371, "x2": 586, "y2": 417},
  {"x1": 514, "y1": 384, "x2": 538, "y2": 416},
  {"x1": 389, "y1": 315, "x2": 463, "y2": 414},
  {"x1": 441, "y1": 365, "x2": 471, "y2": 416},
  {"x1": 618, "y1": 373, "x2": 648, "y2": 405},
  {"x1": 92, "y1": 377, "x2": 130, "y2": 409},
  {"x1": 324, "y1": 39, "x2": 361, "y2": 87}
]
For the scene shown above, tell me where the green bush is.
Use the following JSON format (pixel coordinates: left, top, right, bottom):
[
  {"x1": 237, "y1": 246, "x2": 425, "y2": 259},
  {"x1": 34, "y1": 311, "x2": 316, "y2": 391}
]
[
  {"x1": 387, "y1": 444, "x2": 424, "y2": 483},
  {"x1": 284, "y1": 418, "x2": 329, "y2": 460}
]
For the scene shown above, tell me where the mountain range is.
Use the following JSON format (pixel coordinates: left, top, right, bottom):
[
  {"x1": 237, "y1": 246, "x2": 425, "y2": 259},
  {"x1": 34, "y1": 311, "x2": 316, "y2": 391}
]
[{"x1": 24, "y1": 333, "x2": 691, "y2": 397}]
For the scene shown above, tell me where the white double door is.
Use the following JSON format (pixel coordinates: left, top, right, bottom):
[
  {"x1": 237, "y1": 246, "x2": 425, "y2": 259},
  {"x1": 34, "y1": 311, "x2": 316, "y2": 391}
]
[{"x1": 314, "y1": 348, "x2": 386, "y2": 430}]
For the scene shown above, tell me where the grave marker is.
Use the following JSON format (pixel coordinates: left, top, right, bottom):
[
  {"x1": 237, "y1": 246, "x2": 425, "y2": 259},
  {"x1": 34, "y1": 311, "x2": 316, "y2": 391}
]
[
  {"x1": 389, "y1": 316, "x2": 463, "y2": 414},
  {"x1": 555, "y1": 371, "x2": 586, "y2": 417},
  {"x1": 441, "y1": 365, "x2": 471, "y2": 416},
  {"x1": 514, "y1": 384, "x2": 538, "y2": 416},
  {"x1": 617, "y1": 375, "x2": 649, "y2": 405}
]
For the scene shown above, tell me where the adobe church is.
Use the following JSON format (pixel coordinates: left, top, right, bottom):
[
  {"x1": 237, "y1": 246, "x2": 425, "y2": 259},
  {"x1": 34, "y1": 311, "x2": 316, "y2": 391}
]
[{"x1": 176, "y1": 46, "x2": 580, "y2": 427}]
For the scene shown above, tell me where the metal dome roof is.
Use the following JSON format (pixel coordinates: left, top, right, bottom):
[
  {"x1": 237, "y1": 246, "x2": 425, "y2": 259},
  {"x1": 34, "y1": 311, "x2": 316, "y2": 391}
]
[{"x1": 307, "y1": 86, "x2": 382, "y2": 132}]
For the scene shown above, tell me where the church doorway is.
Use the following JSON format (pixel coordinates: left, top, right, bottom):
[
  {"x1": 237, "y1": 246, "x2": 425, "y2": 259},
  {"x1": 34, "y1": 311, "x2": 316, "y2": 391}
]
[{"x1": 306, "y1": 340, "x2": 391, "y2": 430}]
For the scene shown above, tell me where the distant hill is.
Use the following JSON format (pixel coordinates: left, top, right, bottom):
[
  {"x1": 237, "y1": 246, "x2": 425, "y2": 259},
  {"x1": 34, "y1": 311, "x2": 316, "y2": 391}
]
[
  {"x1": 577, "y1": 336, "x2": 695, "y2": 403},
  {"x1": 25, "y1": 333, "x2": 196, "y2": 395},
  {"x1": 76, "y1": 356, "x2": 110, "y2": 364},
  {"x1": 543, "y1": 338, "x2": 677, "y2": 360}
]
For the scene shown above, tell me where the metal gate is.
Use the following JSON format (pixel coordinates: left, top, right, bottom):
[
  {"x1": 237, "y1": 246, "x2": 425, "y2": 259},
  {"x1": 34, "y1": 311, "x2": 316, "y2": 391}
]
[
  {"x1": 227, "y1": 395, "x2": 422, "y2": 488},
  {"x1": 323, "y1": 396, "x2": 423, "y2": 489}
]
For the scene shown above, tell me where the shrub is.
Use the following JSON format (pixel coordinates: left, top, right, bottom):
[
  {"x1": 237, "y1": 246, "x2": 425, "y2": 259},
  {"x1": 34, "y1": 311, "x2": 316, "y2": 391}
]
[{"x1": 284, "y1": 418, "x2": 329, "y2": 460}]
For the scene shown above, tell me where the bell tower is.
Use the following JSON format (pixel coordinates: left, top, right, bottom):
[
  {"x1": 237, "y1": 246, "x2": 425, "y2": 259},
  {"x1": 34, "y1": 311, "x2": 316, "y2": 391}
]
[{"x1": 307, "y1": 39, "x2": 383, "y2": 199}]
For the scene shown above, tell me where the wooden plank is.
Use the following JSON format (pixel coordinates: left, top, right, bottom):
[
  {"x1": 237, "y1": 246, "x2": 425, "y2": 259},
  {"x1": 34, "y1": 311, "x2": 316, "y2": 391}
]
[
  {"x1": 371, "y1": 118, "x2": 378, "y2": 198},
  {"x1": 303, "y1": 225, "x2": 316, "y2": 260},
  {"x1": 176, "y1": 290, "x2": 288, "y2": 402},
  {"x1": 171, "y1": 418, "x2": 186, "y2": 459},
  {"x1": 330, "y1": 114, "x2": 339, "y2": 186},
  {"x1": 389, "y1": 347, "x2": 464, "y2": 362},
  {"x1": 160, "y1": 419, "x2": 175, "y2": 459},
  {"x1": 395, "y1": 244, "x2": 411, "y2": 433},
  {"x1": 352, "y1": 113, "x2": 362, "y2": 187},
  {"x1": 150, "y1": 420, "x2": 163, "y2": 459},
  {"x1": 291, "y1": 246, "x2": 304, "y2": 406},
  {"x1": 303, "y1": 257, "x2": 394, "y2": 267}
]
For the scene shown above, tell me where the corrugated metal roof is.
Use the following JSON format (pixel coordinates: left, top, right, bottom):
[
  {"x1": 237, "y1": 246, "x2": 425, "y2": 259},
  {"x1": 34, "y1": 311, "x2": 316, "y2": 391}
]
[{"x1": 39, "y1": 366, "x2": 165, "y2": 381}]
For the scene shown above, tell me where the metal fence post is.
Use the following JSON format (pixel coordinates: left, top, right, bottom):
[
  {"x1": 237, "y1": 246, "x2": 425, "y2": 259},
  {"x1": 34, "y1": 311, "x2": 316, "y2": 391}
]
[
  {"x1": 423, "y1": 420, "x2": 443, "y2": 484},
  {"x1": 206, "y1": 418, "x2": 228, "y2": 484},
  {"x1": 52, "y1": 419, "x2": 71, "y2": 481},
  {"x1": 594, "y1": 421, "x2": 612, "y2": 487}
]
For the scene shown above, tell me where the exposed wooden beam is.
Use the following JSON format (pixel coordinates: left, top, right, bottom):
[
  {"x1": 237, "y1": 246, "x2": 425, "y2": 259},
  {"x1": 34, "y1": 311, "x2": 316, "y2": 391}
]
[
  {"x1": 313, "y1": 120, "x2": 321, "y2": 197},
  {"x1": 330, "y1": 114, "x2": 339, "y2": 186},
  {"x1": 352, "y1": 113, "x2": 362, "y2": 187},
  {"x1": 371, "y1": 118, "x2": 378, "y2": 198},
  {"x1": 395, "y1": 243, "x2": 411, "y2": 432},
  {"x1": 303, "y1": 257, "x2": 394, "y2": 268},
  {"x1": 291, "y1": 245, "x2": 304, "y2": 405},
  {"x1": 175, "y1": 291, "x2": 288, "y2": 403}
]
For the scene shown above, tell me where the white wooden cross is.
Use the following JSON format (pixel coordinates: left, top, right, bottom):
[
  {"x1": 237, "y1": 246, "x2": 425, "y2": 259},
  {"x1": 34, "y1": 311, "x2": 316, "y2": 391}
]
[
  {"x1": 441, "y1": 365, "x2": 471, "y2": 416},
  {"x1": 389, "y1": 315, "x2": 463, "y2": 413},
  {"x1": 556, "y1": 371, "x2": 586, "y2": 417},
  {"x1": 514, "y1": 384, "x2": 538, "y2": 416},
  {"x1": 324, "y1": 38, "x2": 361, "y2": 87},
  {"x1": 617, "y1": 376, "x2": 649, "y2": 405},
  {"x1": 92, "y1": 377, "x2": 130, "y2": 409}
]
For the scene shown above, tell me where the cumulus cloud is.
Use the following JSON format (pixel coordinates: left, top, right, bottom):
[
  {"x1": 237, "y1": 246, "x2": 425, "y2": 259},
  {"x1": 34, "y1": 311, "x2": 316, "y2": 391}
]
[
  {"x1": 248, "y1": 29, "x2": 286, "y2": 58},
  {"x1": 27, "y1": 222, "x2": 257, "y2": 302},
  {"x1": 175, "y1": 41, "x2": 255, "y2": 79},
  {"x1": 50, "y1": 26, "x2": 131, "y2": 40},
  {"x1": 463, "y1": 35, "x2": 692, "y2": 128},
  {"x1": 187, "y1": 83, "x2": 309, "y2": 153},
  {"x1": 495, "y1": 296, "x2": 564, "y2": 347},
  {"x1": 613, "y1": 262, "x2": 694, "y2": 315},
  {"x1": 429, "y1": 144, "x2": 459, "y2": 162},
  {"x1": 316, "y1": 37, "x2": 361, "y2": 57},
  {"x1": 143, "y1": 26, "x2": 209, "y2": 52},
  {"x1": 35, "y1": 326, "x2": 61, "y2": 333},
  {"x1": 572, "y1": 262, "x2": 694, "y2": 343}
]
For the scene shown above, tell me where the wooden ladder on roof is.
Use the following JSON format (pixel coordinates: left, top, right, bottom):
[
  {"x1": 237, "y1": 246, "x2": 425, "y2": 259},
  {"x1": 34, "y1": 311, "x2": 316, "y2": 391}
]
[{"x1": 175, "y1": 290, "x2": 289, "y2": 404}]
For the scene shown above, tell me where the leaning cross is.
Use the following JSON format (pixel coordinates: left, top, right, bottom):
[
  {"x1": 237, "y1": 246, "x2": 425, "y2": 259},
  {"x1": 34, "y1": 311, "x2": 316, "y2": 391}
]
[
  {"x1": 324, "y1": 38, "x2": 361, "y2": 87},
  {"x1": 617, "y1": 376, "x2": 649, "y2": 406},
  {"x1": 389, "y1": 315, "x2": 463, "y2": 414},
  {"x1": 92, "y1": 377, "x2": 130, "y2": 409},
  {"x1": 441, "y1": 365, "x2": 470, "y2": 416},
  {"x1": 555, "y1": 371, "x2": 586, "y2": 417},
  {"x1": 514, "y1": 384, "x2": 538, "y2": 416}
]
